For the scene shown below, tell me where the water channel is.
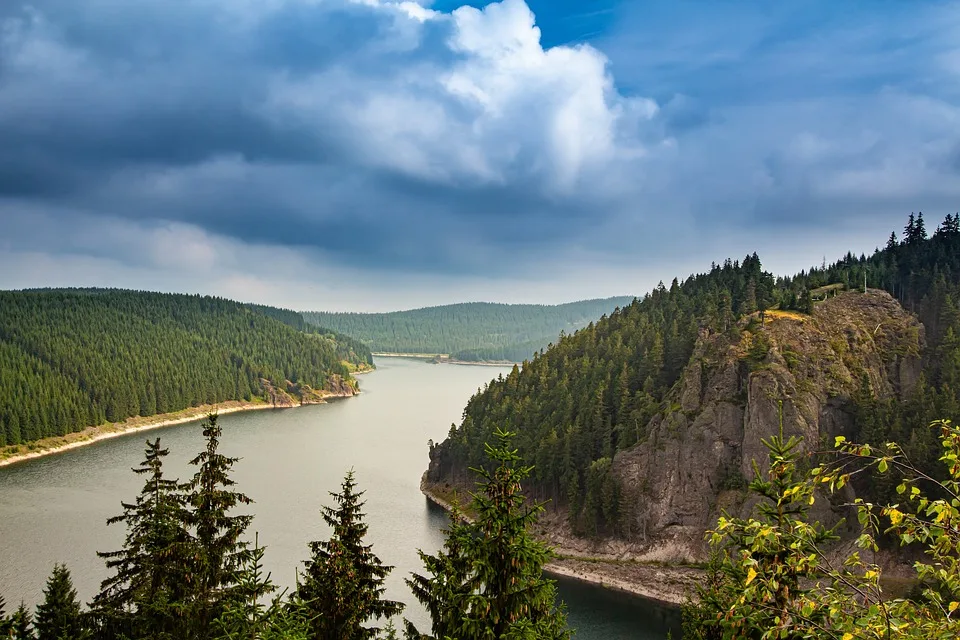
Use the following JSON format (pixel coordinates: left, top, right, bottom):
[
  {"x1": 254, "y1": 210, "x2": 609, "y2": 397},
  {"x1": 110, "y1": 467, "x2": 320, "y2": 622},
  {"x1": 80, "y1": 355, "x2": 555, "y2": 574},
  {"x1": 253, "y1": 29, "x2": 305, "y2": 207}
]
[{"x1": 0, "y1": 357, "x2": 679, "y2": 638}]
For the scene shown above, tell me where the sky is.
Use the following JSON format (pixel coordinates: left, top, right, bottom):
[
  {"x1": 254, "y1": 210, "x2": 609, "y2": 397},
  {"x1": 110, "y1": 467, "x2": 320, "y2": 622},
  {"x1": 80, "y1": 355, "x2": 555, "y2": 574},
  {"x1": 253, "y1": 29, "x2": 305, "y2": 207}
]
[{"x1": 0, "y1": 0, "x2": 958, "y2": 311}]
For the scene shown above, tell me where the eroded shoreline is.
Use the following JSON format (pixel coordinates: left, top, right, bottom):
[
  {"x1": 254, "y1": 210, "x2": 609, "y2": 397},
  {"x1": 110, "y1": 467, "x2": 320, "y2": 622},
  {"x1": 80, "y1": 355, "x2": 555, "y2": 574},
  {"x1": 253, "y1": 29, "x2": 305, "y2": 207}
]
[
  {"x1": 419, "y1": 475, "x2": 697, "y2": 606},
  {"x1": 0, "y1": 391, "x2": 357, "y2": 469}
]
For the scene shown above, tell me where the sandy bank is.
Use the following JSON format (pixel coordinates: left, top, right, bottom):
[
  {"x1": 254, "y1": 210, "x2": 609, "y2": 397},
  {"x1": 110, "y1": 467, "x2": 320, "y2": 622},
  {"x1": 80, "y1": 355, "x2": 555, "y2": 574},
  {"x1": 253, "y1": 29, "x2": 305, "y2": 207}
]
[
  {"x1": 0, "y1": 391, "x2": 356, "y2": 468},
  {"x1": 420, "y1": 475, "x2": 696, "y2": 606},
  {"x1": 373, "y1": 353, "x2": 517, "y2": 367}
]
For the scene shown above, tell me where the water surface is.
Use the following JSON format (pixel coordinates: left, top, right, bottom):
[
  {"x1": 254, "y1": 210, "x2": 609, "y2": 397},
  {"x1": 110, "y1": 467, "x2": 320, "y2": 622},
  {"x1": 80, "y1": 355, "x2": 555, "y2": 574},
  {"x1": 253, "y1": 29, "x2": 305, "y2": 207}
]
[{"x1": 0, "y1": 357, "x2": 678, "y2": 638}]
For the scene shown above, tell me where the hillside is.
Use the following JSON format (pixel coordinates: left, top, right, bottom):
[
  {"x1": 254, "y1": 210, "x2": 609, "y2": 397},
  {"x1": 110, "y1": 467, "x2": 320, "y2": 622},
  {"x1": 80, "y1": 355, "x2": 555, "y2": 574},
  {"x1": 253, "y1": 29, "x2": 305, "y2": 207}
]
[
  {"x1": 0, "y1": 289, "x2": 373, "y2": 448},
  {"x1": 302, "y1": 298, "x2": 635, "y2": 362},
  {"x1": 424, "y1": 212, "x2": 960, "y2": 560}
]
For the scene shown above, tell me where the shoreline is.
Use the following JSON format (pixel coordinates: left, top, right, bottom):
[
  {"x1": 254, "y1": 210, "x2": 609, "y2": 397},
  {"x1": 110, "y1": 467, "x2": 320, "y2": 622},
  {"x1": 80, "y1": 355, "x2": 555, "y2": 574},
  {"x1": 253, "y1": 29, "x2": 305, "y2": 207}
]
[
  {"x1": 373, "y1": 353, "x2": 518, "y2": 367},
  {"x1": 0, "y1": 392, "x2": 356, "y2": 469},
  {"x1": 420, "y1": 475, "x2": 694, "y2": 606}
]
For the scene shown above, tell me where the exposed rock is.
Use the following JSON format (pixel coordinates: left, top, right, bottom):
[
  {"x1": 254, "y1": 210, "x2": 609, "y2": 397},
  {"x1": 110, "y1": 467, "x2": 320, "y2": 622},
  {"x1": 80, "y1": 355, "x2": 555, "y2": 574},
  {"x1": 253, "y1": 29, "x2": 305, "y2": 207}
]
[
  {"x1": 554, "y1": 291, "x2": 923, "y2": 562},
  {"x1": 421, "y1": 290, "x2": 925, "y2": 583},
  {"x1": 265, "y1": 374, "x2": 359, "y2": 407}
]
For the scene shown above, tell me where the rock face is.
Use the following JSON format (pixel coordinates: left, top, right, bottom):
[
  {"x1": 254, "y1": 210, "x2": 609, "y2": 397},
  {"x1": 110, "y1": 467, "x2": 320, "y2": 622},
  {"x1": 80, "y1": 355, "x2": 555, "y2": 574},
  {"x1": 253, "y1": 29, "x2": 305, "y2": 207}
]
[
  {"x1": 262, "y1": 375, "x2": 359, "y2": 407},
  {"x1": 600, "y1": 291, "x2": 922, "y2": 562}
]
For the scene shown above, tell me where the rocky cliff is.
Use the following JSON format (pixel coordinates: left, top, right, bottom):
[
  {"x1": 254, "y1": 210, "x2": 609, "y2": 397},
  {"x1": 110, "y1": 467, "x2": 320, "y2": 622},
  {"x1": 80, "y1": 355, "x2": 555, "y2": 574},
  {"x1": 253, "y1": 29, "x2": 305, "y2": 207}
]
[
  {"x1": 261, "y1": 374, "x2": 359, "y2": 407},
  {"x1": 536, "y1": 291, "x2": 923, "y2": 562}
]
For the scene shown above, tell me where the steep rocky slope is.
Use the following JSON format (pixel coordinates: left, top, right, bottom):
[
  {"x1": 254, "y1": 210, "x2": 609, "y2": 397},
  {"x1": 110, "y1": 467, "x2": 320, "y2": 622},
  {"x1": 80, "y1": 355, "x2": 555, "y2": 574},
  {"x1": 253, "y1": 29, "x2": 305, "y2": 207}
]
[
  {"x1": 426, "y1": 291, "x2": 924, "y2": 566},
  {"x1": 600, "y1": 291, "x2": 921, "y2": 561},
  {"x1": 543, "y1": 291, "x2": 922, "y2": 563}
]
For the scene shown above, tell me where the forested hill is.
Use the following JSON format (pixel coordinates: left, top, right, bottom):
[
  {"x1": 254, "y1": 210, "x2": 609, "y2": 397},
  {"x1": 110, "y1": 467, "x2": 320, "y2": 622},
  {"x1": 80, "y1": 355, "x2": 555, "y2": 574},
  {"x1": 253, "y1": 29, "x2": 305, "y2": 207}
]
[
  {"x1": 426, "y1": 212, "x2": 960, "y2": 546},
  {"x1": 0, "y1": 289, "x2": 373, "y2": 448},
  {"x1": 302, "y1": 297, "x2": 635, "y2": 362}
]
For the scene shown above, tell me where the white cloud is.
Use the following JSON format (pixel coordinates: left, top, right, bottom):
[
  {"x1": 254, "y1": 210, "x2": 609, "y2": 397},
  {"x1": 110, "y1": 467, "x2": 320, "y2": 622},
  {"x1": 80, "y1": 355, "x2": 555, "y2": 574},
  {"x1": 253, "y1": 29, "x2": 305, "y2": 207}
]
[{"x1": 263, "y1": 0, "x2": 658, "y2": 192}]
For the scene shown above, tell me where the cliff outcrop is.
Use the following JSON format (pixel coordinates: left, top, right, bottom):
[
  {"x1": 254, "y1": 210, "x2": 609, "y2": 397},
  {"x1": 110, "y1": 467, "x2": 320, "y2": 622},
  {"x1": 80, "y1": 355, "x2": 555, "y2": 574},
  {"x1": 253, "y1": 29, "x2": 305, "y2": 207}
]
[
  {"x1": 535, "y1": 291, "x2": 923, "y2": 562},
  {"x1": 262, "y1": 375, "x2": 359, "y2": 407}
]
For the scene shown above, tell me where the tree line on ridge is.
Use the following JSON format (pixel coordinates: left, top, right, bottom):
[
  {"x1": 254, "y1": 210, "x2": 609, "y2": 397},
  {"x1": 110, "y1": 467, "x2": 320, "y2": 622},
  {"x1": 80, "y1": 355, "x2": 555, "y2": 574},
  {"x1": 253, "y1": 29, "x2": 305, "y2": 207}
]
[
  {"x1": 302, "y1": 298, "x2": 634, "y2": 362},
  {"x1": 0, "y1": 290, "x2": 373, "y2": 448},
  {"x1": 426, "y1": 212, "x2": 960, "y2": 537}
]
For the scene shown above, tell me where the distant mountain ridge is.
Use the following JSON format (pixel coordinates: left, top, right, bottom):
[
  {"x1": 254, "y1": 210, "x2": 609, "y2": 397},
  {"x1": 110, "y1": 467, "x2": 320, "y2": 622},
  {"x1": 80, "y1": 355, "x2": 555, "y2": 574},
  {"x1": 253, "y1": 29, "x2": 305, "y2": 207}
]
[{"x1": 302, "y1": 297, "x2": 636, "y2": 363}]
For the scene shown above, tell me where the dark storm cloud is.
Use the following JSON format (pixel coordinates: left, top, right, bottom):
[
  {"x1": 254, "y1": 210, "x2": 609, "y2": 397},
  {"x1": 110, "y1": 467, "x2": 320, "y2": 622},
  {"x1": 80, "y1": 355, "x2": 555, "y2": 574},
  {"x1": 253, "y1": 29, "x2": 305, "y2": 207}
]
[
  {"x1": 0, "y1": 0, "x2": 958, "y2": 288},
  {"x1": 2, "y1": 0, "x2": 659, "y2": 274}
]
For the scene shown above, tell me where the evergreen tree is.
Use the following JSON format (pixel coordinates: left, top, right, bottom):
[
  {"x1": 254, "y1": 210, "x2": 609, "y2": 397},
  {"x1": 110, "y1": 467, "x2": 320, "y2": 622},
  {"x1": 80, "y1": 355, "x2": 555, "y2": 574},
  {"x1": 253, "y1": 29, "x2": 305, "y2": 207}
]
[
  {"x1": 405, "y1": 508, "x2": 474, "y2": 640},
  {"x1": 183, "y1": 413, "x2": 254, "y2": 637},
  {"x1": 0, "y1": 289, "x2": 368, "y2": 449},
  {"x1": 212, "y1": 533, "x2": 283, "y2": 640},
  {"x1": 296, "y1": 470, "x2": 403, "y2": 640},
  {"x1": 92, "y1": 438, "x2": 192, "y2": 639},
  {"x1": 407, "y1": 428, "x2": 570, "y2": 640},
  {"x1": 915, "y1": 211, "x2": 928, "y2": 241},
  {"x1": 11, "y1": 603, "x2": 34, "y2": 640},
  {"x1": 0, "y1": 595, "x2": 11, "y2": 637},
  {"x1": 886, "y1": 230, "x2": 898, "y2": 250},
  {"x1": 34, "y1": 564, "x2": 84, "y2": 640}
]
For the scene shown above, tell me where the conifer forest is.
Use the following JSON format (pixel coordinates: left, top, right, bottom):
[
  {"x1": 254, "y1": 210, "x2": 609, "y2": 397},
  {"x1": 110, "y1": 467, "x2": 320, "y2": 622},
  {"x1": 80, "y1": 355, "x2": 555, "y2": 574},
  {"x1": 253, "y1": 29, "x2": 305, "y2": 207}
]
[
  {"x1": 2, "y1": 214, "x2": 960, "y2": 639},
  {"x1": 0, "y1": 290, "x2": 372, "y2": 448}
]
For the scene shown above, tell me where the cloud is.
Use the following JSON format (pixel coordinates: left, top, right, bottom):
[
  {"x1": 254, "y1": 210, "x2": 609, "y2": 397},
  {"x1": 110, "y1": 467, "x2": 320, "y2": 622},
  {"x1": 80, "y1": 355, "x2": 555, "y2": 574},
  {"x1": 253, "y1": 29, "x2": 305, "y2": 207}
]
[
  {"x1": 0, "y1": 0, "x2": 663, "y2": 280},
  {"x1": 0, "y1": 0, "x2": 958, "y2": 308}
]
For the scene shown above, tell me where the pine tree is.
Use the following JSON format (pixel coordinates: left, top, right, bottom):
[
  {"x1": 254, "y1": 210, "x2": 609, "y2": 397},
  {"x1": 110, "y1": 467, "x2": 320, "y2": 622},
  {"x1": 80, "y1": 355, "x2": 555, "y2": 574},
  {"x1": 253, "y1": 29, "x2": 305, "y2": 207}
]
[
  {"x1": 183, "y1": 413, "x2": 254, "y2": 637},
  {"x1": 34, "y1": 564, "x2": 85, "y2": 640},
  {"x1": 212, "y1": 533, "x2": 283, "y2": 639},
  {"x1": 0, "y1": 595, "x2": 11, "y2": 637},
  {"x1": 296, "y1": 470, "x2": 403, "y2": 640},
  {"x1": 407, "y1": 427, "x2": 570, "y2": 640},
  {"x1": 11, "y1": 602, "x2": 35, "y2": 640},
  {"x1": 915, "y1": 211, "x2": 927, "y2": 241},
  {"x1": 886, "y1": 230, "x2": 898, "y2": 250},
  {"x1": 405, "y1": 507, "x2": 473, "y2": 640},
  {"x1": 92, "y1": 438, "x2": 192, "y2": 639}
]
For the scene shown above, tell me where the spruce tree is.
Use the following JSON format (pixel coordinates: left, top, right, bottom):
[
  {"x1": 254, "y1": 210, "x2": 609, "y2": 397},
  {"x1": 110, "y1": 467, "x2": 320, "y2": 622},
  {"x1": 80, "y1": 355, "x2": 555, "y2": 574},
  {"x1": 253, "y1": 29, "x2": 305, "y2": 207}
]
[
  {"x1": 34, "y1": 564, "x2": 84, "y2": 640},
  {"x1": 213, "y1": 533, "x2": 286, "y2": 639},
  {"x1": 405, "y1": 507, "x2": 474, "y2": 639},
  {"x1": 296, "y1": 470, "x2": 403, "y2": 640},
  {"x1": 407, "y1": 427, "x2": 570, "y2": 640},
  {"x1": 184, "y1": 413, "x2": 254, "y2": 637},
  {"x1": 92, "y1": 438, "x2": 192, "y2": 639},
  {"x1": 11, "y1": 602, "x2": 35, "y2": 640},
  {"x1": 915, "y1": 211, "x2": 927, "y2": 241},
  {"x1": 0, "y1": 595, "x2": 11, "y2": 637}
]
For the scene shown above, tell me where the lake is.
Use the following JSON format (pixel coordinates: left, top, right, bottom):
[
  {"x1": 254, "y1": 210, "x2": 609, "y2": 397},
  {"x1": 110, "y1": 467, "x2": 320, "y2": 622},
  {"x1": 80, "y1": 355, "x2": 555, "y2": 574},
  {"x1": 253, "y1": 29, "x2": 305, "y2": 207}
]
[{"x1": 0, "y1": 357, "x2": 679, "y2": 638}]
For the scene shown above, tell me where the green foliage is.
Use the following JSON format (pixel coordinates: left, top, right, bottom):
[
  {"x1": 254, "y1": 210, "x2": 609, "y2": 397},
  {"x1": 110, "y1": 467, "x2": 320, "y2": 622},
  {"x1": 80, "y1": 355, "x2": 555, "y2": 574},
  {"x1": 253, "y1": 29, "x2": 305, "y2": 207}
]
[
  {"x1": 183, "y1": 414, "x2": 254, "y2": 637},
  {"x1": 4, "y1": 419, "x2": 450, "y2": 640},
  {"x1": 212, "y1": 534, "x2": 292, "y2": 640},
  {"x1": 91, "y1": 437, "x2": 193, "y2": 639},
  {"x1": 406, "y1": 427, "x2": 570, "y2": 640},
  {"x1": 295, "y1": 470, "x2": 403, "y2": 640},
  {"x1": 303, "y1": 298, "x2": 634, "y2": 361},
  {"x1": 687, "y1": 419, "x2": 960, "y2": 640},
  {"x1": 429, "y1": 213, "x2": 960, "y2": 541},
  {"x1": 11, "y1": 602, "x2": 35, "y2": 640},
  {"x1": 0, "y1": 289, "x2": 370, "y2": 447},
  {"x1": 428, "y1": 254, "x2": 773, "y2": 535},
  {"x1": 34, "y1": 564, "x2": 85, "y2": 640},
  {"x1": 686, "y1": 408, "x2": 839, "y2": 639}
]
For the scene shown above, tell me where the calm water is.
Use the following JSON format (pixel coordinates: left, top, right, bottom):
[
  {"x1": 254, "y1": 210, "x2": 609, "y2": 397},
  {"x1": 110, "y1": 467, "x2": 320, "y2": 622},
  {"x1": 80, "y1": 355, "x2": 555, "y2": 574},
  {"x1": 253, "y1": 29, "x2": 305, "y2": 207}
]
[{"x1": 0, "y1": 357, "x2": 678, "y2": 638}]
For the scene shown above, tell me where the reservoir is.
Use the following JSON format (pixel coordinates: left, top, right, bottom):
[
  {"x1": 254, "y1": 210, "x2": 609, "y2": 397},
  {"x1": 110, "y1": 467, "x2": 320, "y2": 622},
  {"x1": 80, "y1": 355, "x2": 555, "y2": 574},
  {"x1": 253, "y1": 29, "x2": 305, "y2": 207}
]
[{"x1": 0, "y1": 357, "x2": 679, "y2": 638}]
